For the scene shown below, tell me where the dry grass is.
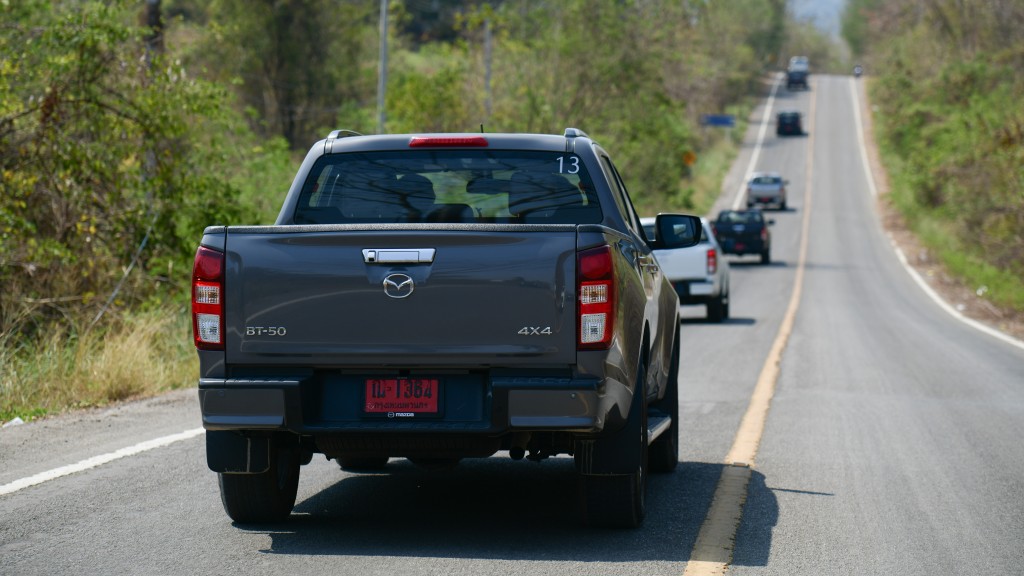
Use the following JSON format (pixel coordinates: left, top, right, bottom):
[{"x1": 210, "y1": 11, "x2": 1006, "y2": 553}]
[{"x1": 1, "y1": 310, "x2": 197, "y2": 423}]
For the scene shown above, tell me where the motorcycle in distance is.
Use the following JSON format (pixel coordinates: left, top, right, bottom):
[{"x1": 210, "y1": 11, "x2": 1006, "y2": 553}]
[{"x1": 854, "y1": 64, "x2": 863, "y2": 78}]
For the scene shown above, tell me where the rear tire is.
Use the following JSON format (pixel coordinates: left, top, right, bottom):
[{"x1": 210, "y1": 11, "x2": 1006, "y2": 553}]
[
  {"x1": 649, "y1": 328, "x2": 680, "y2": 473},
  {"x1": 579, "y1": 362, "x2": 649, "y2": 528},
  {"x1": 706, "y1": 292, "x2": 727, "y2": 323},
  {"x1": 761, "y1": 249, "x2": 771, "y2": 265},
  {"x1": 219, "y1": 435, "x2": 300, "y2": 524},
  {"x1": 579, "y1": 471, "x2": 645, "y2": 529}
]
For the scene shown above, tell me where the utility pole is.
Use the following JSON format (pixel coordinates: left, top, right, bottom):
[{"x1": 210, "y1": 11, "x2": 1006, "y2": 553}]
[
  {"x1": 376, "y1": 0, "x2": 388, "y2": 134},
  {"x1": 142, "y1": 0, "x2": 163, "y2": 68},
  {"x1": 484, "y1": 18, "x2": 492, "y2": 120}
]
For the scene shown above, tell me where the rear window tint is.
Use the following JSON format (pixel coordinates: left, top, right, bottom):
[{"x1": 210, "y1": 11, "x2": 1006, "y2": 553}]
[
  {"x1": 718, "y1": 211, "x2": 763, "y2": 224},
  {"x1": 751, "y1": 176, "x2": 781, "y2": 185},
  {"x1": 294, "y1": 150, "x2": 603, "y2": 224}
]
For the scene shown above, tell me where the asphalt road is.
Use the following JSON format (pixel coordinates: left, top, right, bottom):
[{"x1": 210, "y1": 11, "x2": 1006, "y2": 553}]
[{"x1": 2, "y1": 74, "x2": 1023, "y2": 576}]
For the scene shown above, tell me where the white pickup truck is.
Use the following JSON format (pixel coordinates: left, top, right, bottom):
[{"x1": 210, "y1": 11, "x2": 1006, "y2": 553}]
[{"x1": 642, "y1": 217, "x2": 730, "y2": 322}]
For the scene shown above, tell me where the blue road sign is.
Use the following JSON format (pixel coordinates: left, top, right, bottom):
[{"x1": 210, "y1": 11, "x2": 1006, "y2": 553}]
[{"x1": 701, "y1": 114, "x2": 735, "y2": 127}]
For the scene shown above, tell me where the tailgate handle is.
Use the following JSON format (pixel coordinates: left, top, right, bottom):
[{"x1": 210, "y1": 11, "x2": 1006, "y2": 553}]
[{"x1": 363, "y1": 248, "x2": 436, "y2": 264}]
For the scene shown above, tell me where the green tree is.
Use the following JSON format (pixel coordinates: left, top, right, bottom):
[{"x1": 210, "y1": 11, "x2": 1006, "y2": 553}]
[
  {"x1": 0, "y1": 1, "x2": 244, "y2": 337},
  {"x1": 846, "y1": 0, "x2": 1024, "y2": 309},
  {"x1": 199, "y1": 0, "x2": 375, "y2": 148}
]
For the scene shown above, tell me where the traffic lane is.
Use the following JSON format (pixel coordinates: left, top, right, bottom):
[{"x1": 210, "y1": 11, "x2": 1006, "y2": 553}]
[
  {"x1": 677, "y1": 248, "x2": 797, "y2": 467},
  {"x1": 677, "y1": 80, "x2": 812, "y2": 466},
  {"x1": 0, "y1": 435, "x2": 727, "y2": 575},
  {"x1": 0, "y1": 388, "x2": 200, "y2": 487},
  {"x1": 732, "y1": 261, "x2": 1024, "y2": 574},
  {"x1": 0, "y1": 432, "x2": 218, "y2": 575},
  {"x1": 729, "y1": 75, "x2": 1024, "y2": 574}
]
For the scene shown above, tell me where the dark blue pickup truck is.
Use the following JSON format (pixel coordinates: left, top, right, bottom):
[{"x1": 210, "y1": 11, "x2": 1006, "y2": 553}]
[
  {"x1": 713, "y1": 209, "x2": 774, "y2": 264},
  {"x1": 192, "y1": 128, "x2": 700, "y2": 528}
]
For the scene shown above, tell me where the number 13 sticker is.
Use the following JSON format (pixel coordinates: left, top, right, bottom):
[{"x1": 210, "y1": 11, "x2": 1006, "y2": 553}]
[{"x1": 557, "y1": 155, "x2": 580, "y2": 174}]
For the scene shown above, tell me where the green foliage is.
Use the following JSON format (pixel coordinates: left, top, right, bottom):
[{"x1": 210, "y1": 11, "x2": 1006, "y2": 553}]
[
  {"x1": 386, "y1": 45, "x2": 478, "y2": 133},
  {"x1": 194, "y1": 0, "x2": 375, "y2": 147},
  {"x1": 0, "y1": 1, "x2": 246, "y2": 339},
  {"x1": 854, "y1": 0, "x2": 1024, "y2": 311},
  {"x1": 447, "y1": 0, "x2": 788, "y2": 209},
  {"x1": 782, "y1": 20, "x2": 846, "y2": 73}
]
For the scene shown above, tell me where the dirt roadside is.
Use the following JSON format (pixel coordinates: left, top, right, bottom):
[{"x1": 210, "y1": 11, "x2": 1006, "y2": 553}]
[{"x1": 855, "y1": 77, "x2": 1024, "y2": 344}]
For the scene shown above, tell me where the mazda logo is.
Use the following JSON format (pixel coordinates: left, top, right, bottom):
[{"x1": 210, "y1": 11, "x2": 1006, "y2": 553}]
[{"x1": 383, "y1": 273, "x2": 415, "y2": 299}]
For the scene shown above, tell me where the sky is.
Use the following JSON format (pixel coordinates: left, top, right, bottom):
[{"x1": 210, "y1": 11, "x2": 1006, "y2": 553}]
[{"x1": 790, "y1": 0, "x2": 846, "y2": 38}]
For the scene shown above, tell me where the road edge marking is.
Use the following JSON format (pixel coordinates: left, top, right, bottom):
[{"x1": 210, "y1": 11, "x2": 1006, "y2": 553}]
[
  {"x1": 683, "y1": 77, "x2": 818, "y2": 576},
  {"x1": 0, "y1": 427, "x2": 204, "y2": 497}
]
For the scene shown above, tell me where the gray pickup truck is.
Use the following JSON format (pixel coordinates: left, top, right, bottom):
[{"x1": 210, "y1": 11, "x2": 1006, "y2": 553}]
[{"x1": 191, "y1": 128, "x2": 699, "y2": 528}]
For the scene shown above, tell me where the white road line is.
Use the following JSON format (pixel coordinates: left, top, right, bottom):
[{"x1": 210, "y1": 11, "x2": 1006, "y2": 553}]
[
  {"x1": 849, "y1": 77, "x2": 1024, "y2": 352},
  {"x1": 0, "y1": 427, "x2": 204, "y2": 497},
  {"x1": 731, "y1": 73, "x2": 783, "y2": 210},
  {"x1": 849, "y1": 78, "x2": 878, "y2": 197}
]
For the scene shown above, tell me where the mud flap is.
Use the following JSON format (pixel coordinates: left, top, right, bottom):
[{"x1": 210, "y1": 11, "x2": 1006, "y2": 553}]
[
  {"x1": 206, "y1": 431, "x2": 270, "y2": 474},
  {"x1": 574, "y1": 389, "x2": 645, "y2": 475}
]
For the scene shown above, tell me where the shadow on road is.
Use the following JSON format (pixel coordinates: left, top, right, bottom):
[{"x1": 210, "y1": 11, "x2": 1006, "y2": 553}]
[
  {"x1": 728, "y1": 259, "x2": 789, "y2": 269},
  {"x1": 681, "y1": 316, "x2": 757, "y2": 326},
  {"x1": 242, "y1": 458, "x2": 779, "y2": 567}
]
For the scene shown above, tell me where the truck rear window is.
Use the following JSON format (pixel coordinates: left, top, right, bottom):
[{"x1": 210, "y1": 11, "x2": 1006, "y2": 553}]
[{"x1": 293, "y1": 150, "x2": 603, "y2": 224}]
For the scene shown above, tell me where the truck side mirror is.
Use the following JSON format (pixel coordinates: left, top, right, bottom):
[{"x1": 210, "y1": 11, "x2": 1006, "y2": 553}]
[{"x1": 654, "y1": 214, "x2": 701, "y2": 249}]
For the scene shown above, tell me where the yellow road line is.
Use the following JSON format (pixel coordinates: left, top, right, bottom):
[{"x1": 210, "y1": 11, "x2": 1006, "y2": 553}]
[{"x1": 682, "y1": 78, "x2": 818, "y2": 576}]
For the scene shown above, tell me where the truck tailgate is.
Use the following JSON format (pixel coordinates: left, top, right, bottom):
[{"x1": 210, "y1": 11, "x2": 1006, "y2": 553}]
[
  {"x1": 223, "y1": 227, "x2": 578, "y2": 366},
  {"x1": 654, "y1": 243, "x2": 708, "y2": 281}
]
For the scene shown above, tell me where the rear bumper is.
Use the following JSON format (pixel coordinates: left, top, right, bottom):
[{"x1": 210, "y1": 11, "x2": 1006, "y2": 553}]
[
  {"x1": 718, "y1": 238, "x2": 767, "y2": 255},
  {"x1": 198, "y1": 373, "x2": 612, "y2": 437},
  {"x1": 749, "y1": 194, "x2": 783, "y2": 205},
  {"x1": 669, "y1": 279, "x2": 719, "y2": 303}
]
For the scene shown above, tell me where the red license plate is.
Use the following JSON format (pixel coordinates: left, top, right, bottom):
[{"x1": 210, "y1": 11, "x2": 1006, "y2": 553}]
[{"x1": 364, "y1": 378, "x2": 439, "y2": 414}]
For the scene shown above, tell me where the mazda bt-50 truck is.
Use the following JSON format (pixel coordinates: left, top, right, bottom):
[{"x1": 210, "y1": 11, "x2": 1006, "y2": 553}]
[{"x1": 192, "y1": 128, "x2": 699, "y2": 528}]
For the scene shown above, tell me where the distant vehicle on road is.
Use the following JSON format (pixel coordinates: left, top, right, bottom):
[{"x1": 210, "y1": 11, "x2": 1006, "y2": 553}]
[
  {"x1": 712, "y1": 209, "x2": 773, "y2": 264},
  {"x1": 746, "y1": 172, "x2": 788, "y2": 210},
  {"x1": 777, "y1": 111, "x2": 803, "y2": 136},
  {"x1": 787, "y1": 56, "x2": 809, "y2": 90},
  {"x1": 643, "y1": 217, "x2": 730, "y2": 322}
]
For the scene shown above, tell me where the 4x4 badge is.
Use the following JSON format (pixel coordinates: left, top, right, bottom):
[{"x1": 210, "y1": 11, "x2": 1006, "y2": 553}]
[{"x1": 383, "y1": 274, "x2": 414, "y2": 299}]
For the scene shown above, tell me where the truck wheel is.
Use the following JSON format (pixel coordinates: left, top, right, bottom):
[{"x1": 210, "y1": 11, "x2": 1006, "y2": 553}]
[
  {"x1": 218, "y1": 435, "x2": 300, "y2": 524},
  {"x1": 706, "y1": 293, "x2": 727, "y2": 323},
  {"x1": 579, "y1": 363, "x2": 648, "y2": 528},
  {"x1": 649, "y1": 328, "x2": 679, "y2": 473}
]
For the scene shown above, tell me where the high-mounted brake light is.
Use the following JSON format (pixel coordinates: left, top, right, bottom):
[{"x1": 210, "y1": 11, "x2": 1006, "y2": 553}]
[
  {"x1": 577, "y1": 245, "x2": 615, "y2": 350},
  {"x1": 409, "y1": 136, "x2": 488, "y2": 148},
  {"x1": 192, "y1": 246, "x2": 225, "y2": 351}
]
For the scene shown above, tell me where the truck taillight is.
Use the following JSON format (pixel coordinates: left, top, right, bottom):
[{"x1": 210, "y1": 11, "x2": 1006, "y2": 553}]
[
  {"x1": 192, "y1": 246, "x2": 225, "y2": 351},
  {"x1": 707, "y1": 248, "x2": 718, "y2": 275},
  {"x1": 578, "y1": 246, "x2": 615, "y2": 350}
]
